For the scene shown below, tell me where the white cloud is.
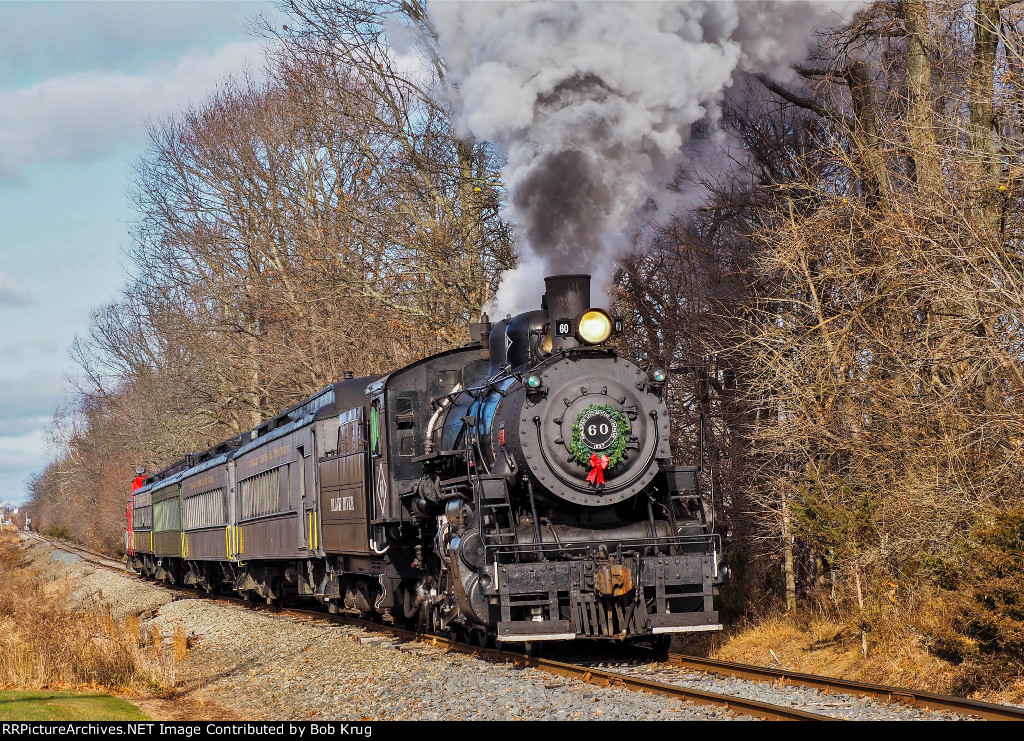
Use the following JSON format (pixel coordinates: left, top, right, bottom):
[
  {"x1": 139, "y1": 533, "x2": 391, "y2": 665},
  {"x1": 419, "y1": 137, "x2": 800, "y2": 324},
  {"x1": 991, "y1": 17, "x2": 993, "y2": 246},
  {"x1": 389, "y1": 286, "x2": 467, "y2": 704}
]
[
  {"x1": 0, "y1": 425, "x2": 48, "y2": 505},
  {"x1": 0, "y1": 271, "x2": 33, "y2": 306},
  {"x1": 0, "y1": 339, "x2": 59, "y2": 362},
  {"x1": 0, "y1": 416, "x2": 50, "y2": 445},
  {"x1": 0, "y1": 426, "x2": 47, "y2": 470},
  {"x1": 0, "y1": 471, "x2": 37, "y2": 505},
  {"x1": 0, "y1": 40, "x2": 269, "y2": 179},
  {"x1": 0, "y1": 1, "x2": 277, "y2": 88},
  {"x1": 0, "y1": 371, "x2": 68, "y2": 420}
]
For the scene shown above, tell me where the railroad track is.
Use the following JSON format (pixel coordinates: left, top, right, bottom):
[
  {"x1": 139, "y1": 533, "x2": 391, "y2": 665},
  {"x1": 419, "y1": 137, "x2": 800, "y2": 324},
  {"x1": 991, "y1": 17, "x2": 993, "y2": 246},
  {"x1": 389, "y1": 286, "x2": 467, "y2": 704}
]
[
  {"x1": 664, "y1": 653, "x2": 1024, "y2": 722},
  {"x1": 267, "y1": 611, "x2": 831, "y2": 721},
  {"x1": 177, "y1": 598, "x2": 831, "y2": 720},
  {"x1": 17, "y1": 531, "x2": 823, "y2": 720},
  {"x1": 20, "y1": 530, "x2": 1023, "y2": 721},
  {"x1": 20, "y1": 530, "x2": 128, "y2": 570}
]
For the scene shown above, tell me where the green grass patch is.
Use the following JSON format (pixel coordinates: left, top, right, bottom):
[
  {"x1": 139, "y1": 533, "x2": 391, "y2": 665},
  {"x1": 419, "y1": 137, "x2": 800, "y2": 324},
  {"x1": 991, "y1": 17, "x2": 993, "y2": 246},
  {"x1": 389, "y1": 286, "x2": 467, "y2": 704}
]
[{"x1": 0, "y1": 690, "x2": 150, "y2": 721}]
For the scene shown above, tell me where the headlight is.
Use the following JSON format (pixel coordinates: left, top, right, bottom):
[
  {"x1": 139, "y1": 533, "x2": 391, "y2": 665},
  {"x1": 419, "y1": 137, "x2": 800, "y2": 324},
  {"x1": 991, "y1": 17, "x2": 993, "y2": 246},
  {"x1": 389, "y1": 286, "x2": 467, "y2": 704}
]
[{"x1": 576, "y1": 309, "x2": 613, "y2": 345}]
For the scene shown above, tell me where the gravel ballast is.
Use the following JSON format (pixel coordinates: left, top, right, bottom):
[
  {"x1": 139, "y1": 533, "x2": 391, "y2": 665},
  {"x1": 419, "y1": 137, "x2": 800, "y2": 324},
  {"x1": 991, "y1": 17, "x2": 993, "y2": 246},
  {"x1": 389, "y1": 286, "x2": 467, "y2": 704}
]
[
  {"x1": 19, "y1": 539, "x2": 729, "y2": 720},
  {"x1": 16, "y1": 536, "x2": 983, "y2": 721}
]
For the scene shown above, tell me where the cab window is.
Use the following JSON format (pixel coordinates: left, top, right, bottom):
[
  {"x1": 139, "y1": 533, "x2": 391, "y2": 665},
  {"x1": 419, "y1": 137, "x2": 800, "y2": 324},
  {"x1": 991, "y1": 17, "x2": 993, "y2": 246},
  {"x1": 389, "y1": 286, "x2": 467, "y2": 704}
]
[{"x1": 395, "y1": 396, "x2": 415, "y2": 430}]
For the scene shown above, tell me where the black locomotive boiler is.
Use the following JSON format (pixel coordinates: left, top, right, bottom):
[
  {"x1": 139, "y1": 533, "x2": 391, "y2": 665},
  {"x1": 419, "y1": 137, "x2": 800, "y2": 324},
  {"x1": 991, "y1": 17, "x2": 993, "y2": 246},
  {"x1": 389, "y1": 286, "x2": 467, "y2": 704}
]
[{"x1": 126, "y1": 274, "x2": 725, "y2": 647}]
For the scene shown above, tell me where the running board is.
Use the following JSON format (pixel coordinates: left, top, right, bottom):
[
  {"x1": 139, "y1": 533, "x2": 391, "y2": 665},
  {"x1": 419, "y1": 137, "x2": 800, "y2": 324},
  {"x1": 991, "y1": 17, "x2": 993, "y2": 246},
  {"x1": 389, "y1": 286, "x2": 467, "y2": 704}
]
[
  {"x1": 648, "y1": 612, "x2": 722, "y2": 633},
  {"x1": 498, "y1": 619, "x2": 576, "y2": 642},
  {"x1": 653, "y1": 623, "x2": 724, "y2": 634}
]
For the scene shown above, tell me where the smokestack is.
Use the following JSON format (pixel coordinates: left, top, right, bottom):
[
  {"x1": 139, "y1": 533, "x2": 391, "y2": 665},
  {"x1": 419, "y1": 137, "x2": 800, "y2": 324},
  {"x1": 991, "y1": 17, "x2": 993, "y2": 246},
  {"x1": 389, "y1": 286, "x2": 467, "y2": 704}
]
[{"x1": 544, "y1": 274, "x2": 591, "y2": 351}]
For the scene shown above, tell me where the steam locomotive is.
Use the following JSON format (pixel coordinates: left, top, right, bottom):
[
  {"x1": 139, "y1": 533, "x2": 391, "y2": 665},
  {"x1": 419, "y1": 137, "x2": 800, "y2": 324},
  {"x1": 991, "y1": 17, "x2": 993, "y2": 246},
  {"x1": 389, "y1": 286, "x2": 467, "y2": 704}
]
[{"x1": 126, "y1": 274, "x2": 724, "y2": 647}]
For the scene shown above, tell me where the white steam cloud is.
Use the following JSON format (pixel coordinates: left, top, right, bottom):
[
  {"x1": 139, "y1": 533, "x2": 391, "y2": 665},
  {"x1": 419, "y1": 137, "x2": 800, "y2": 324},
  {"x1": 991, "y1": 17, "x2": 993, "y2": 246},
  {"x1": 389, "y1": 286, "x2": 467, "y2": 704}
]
[{"x1": 429, "y1": 1, "x2": 866, "y2": 313}]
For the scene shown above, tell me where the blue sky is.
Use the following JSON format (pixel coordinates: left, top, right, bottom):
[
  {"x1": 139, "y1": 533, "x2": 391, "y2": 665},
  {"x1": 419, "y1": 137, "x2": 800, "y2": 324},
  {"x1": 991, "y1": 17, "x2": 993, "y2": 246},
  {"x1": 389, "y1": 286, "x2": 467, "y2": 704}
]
[{"x1": 0, "y1": 0, "x2": 282, "y2": 504}]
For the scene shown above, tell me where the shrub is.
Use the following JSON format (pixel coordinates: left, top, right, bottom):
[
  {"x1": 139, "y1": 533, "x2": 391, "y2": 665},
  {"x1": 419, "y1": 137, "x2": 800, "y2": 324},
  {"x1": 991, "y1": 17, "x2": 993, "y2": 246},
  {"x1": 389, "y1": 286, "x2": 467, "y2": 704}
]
[
  {"x1": 0, "y1": 539, "x2": 178, "y2": 692},
  {"x1": 45, "y1": 526, "x2": 72, "y2": 541},
  {"x1": 926, "y1": 508, "x2": 1024, "y2": 693}
]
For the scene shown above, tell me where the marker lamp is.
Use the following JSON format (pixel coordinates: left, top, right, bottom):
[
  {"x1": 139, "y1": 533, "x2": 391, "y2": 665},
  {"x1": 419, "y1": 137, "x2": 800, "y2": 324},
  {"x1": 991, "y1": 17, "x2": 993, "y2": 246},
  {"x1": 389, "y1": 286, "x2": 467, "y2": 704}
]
[
  {"x1": 650, "y1": 367, "x2": 668, "y2": 383},
  {"x1": 576, "y1": 309, "x2": 613, "y2": 345},
  {"x1": 525, "y1": 374, "x2": 542, "y2": 389}
]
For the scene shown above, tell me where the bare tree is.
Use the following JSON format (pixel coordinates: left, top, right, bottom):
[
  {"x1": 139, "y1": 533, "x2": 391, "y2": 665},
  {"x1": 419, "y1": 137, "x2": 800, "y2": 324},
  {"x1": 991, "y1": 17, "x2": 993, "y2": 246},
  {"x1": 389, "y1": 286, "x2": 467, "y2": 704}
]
[{"x1": 30, "y1": 5, "x2": 513, "y2": 553}]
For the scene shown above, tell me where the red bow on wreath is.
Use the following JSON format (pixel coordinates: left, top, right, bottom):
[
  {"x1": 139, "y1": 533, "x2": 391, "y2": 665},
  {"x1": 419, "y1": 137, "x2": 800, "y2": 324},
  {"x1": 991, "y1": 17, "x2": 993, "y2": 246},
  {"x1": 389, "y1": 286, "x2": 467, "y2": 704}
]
[{"x1": 586, "y1": 453, "x2": 610, "y2": 486}]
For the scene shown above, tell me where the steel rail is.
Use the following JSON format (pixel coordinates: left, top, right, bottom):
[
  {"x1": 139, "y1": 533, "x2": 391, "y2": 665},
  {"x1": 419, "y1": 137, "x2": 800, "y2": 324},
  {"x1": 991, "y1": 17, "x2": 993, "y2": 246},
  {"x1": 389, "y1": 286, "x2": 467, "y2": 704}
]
[
  {"x1": 668, "y1": 654, "x2": 1024, "y2": 721},
  {"x1": 478, "y1": 652, "x2": 837, "y2": 721}
]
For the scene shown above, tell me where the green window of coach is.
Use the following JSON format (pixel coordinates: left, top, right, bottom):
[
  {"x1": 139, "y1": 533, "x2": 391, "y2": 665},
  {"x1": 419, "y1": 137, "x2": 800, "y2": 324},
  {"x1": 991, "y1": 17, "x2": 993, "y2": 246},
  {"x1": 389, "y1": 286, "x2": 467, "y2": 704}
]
[
  {"x1": 370, "y1": 400, "x2": 381, "y2": 457},
  {"x1": 153, "y1": 498, "x2": 181, "y2": 532}
]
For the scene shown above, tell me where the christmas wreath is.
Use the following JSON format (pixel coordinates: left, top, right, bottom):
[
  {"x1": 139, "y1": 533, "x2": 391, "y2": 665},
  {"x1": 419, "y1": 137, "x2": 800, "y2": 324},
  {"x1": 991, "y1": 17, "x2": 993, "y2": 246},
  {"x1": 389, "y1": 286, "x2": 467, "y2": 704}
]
[{"x1": 569, "y1": 404, "x2": 630, "y2": 485}]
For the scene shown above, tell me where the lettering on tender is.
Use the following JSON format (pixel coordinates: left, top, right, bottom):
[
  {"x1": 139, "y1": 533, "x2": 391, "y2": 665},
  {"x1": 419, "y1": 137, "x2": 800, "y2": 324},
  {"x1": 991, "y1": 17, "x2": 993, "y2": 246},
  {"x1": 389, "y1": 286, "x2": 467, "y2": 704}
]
[{"x1": 330, "y1": 496, "x2": 355, "y2": 512}]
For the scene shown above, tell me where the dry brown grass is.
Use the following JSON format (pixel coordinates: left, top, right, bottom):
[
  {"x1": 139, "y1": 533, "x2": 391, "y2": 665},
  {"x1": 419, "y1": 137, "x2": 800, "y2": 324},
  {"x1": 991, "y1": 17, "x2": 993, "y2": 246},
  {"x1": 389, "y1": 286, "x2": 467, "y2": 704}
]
[
  {"x1": 172, "y1": 627, "x2": 189, "y2": 663},
  {"x1": 707, "y1": 589, "x2": 1024, "y2": 703},
  {"x1": 0, "y1": 536, "x2": 182, "y2": 693}
]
